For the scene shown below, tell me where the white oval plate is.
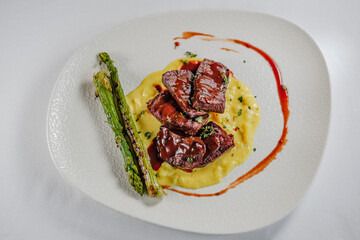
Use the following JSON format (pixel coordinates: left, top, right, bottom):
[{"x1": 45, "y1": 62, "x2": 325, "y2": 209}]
[{"x1": 47, "y1": 10, "x2": 330, "y2": 234}]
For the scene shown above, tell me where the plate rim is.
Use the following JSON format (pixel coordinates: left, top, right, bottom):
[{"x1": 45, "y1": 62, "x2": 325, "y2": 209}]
[{"x1": 46, "y1": 9, "x2": 332, "y2": 234}]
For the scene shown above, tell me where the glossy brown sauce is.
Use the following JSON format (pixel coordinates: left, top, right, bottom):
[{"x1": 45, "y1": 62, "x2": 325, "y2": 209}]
[
  {"x1": 154, "y1": 84, "x2": 163, "y2": 92},
  {"x1": 163, "y1": 70, "x2": 205, "y2": 118},
  {"x1": 148, "y1": 139, "x2": 163, "y2": 171},
  {"x1": 162, "y1": 32, "x2": 289, "y2": 197},
  {"x1": 198, "y1": 59, "x2": 229, "y2": 86},
  {"x1": 181, "y1": 60, "x2": 201, "y2": 73},
  {"x1": 148, "y1": 129, "x2": 196, "y2": 173}
]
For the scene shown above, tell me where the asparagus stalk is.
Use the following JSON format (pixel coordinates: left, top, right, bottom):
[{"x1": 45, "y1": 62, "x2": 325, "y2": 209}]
[
  {"x1": 99, "y1": 52, "x2": 165, "y2": 197},
  {"x1": 94, "y1": 70, "x2": 144, "y2": 195}
]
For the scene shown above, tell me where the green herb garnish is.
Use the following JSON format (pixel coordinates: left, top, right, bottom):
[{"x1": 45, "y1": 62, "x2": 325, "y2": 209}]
[
  {"x1": 200, "y1": 125, "x2": 215, "y2": 139},
  {"x1": 238, "y1": 109, "x2": 242, "y2": 116},
  {"x1": 135, "y1": 109, "x2": 146, "y2": 121},
  {"x1": 238, "y1": 96, "x2": 243, "y2": 103},
  {"x1": 222, "y1": 72, "x2": 229, "y2": 85},
  {"x1": 185, "y1": 51, "x2": 197, "y2": 58},
  {"x1": 144, "y1": 132, "x2": 152, "y2": 139},
  {"x1": 253, "y1": 148, "x2": 256, "y2": 152},
  {"x1": 188, "y1": 157, "x2": 194, "y2": 163},
  {"x1": 181, "y1": 59, "x2": 189, "y2": 65},
  {"x1": 194, "y1": 116, "x2": 203, "y2": 123}
]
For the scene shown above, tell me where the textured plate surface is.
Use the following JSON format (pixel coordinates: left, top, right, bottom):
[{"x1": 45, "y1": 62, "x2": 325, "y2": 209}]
[{"x1": 47, "y1": 10, "x2": 330, "y2": 234}]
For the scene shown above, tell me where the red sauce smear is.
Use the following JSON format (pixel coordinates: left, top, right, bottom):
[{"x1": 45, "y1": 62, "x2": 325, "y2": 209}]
[
  {"x1": 173, "y1": 32, "x2": 214, "y2": 40},
  {"x1": 162, "y1": 32, "x2": 289, "y2": 197},
  {"x1": 220, "y1": 47, "x2": 239, "y2": 53}
]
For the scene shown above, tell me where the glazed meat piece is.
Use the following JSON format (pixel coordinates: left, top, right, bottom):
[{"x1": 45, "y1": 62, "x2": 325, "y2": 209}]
[
  {"x1": 192, "y1": 58, "x2": 230, "y2": 113},
  {"x1": 156, "y1": 127, "x2": 206, "y2": 170},
  {"x1": 200, "y1": 121, "x2": 235, "y2": 165},
  {"x1": 147, "y1": 91, "x2": 208, "y2": 135},
  {"x1": 162, "y1": 70, "x2": 207, "y2": 118}
]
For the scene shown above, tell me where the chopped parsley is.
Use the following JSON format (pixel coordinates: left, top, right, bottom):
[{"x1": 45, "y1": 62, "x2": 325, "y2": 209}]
[
  {"x1": 200, "y1": 125, "x2": 215, "y2": 139},
  {"x1": 282, "y1": 84, "x2": 287, "y2": 90},
  {"x1": 135, "y1": 109, "x2": 146, "y2": 121},
  {"x1": 167, "y1": 116, "x2": 171, "y2": 122},
  {"x1": 238, "y1": 109, "x2": 242, "y2": 116},
  {"x1": 138, "y1": 131, "x2": 142, "y2": 134},
  {"x1": 222, "y1": 72, "x2": 229, "y2": 85},
  {"x1": 238, "y1": 96, "x2": 243, "y2": 103},
  {"x1": 144, "y1": 132, "x2": 152, "y2": 139},
  {"x1": 230, "y1": 98, "x2": 232, "y2": 101},
  {"x1": 231, "y1": 153, "x2": 234, "y2": 157},
  {"x1": 180, "y1": 59, "x2": 189, "y2": 65},
  {"x1": 188, "y1": 157, "x2": 194, "y2": 163},
  {"x1": 194, "y1": 116, "x2": 203, "y2": 123},
  {"x1": 185, "y1": 51, "x2": 197, "y2": 58},
  {"x1": 243, "y1": 60, "x2": 246, "y2": 63},
  {"x1": 248, "y1": 106, "x2": 251, "y2": 110},
  {"x1": 253, "y1": 148, "x2": 256, "y2": 152}
]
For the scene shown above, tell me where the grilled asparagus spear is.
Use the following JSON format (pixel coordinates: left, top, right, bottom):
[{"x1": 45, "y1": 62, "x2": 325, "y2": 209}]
[
  {"x1": 99, "y1": 52, "x2": 165, "y2": 197},
  {"x1": 94, "y1": 70, "x2": 144, "y2": 195}
]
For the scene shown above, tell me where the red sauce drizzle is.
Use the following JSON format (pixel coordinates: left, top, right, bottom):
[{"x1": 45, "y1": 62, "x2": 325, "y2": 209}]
[
  {"x1": 162, "y1": 32, "x2": 289, "y2": 197},
  {"x1": 174, "y1": 41, "x2": 180, "y2": 48},
  {"x1": 220, "y1": 47, "x2": 239, "y2": 53},
  {"x1": 173, "y1": 32, "x2": 214, "y2": 40}
]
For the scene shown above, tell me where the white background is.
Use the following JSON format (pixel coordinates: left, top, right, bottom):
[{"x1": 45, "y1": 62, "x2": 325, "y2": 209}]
[{"x1": 1, "y1": 0, "x2": 359, "y2": 239}]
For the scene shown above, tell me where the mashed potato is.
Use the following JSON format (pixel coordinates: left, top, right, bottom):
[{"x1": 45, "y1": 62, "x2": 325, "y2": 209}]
[{"x1": 126, "y1": 58, "x2": 260, "y2": 189}]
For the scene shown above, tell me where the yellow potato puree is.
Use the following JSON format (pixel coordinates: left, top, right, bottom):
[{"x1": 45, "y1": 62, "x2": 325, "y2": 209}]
[{"x1": 126, "y1": 58, "x2": 260, "y2": 189}]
